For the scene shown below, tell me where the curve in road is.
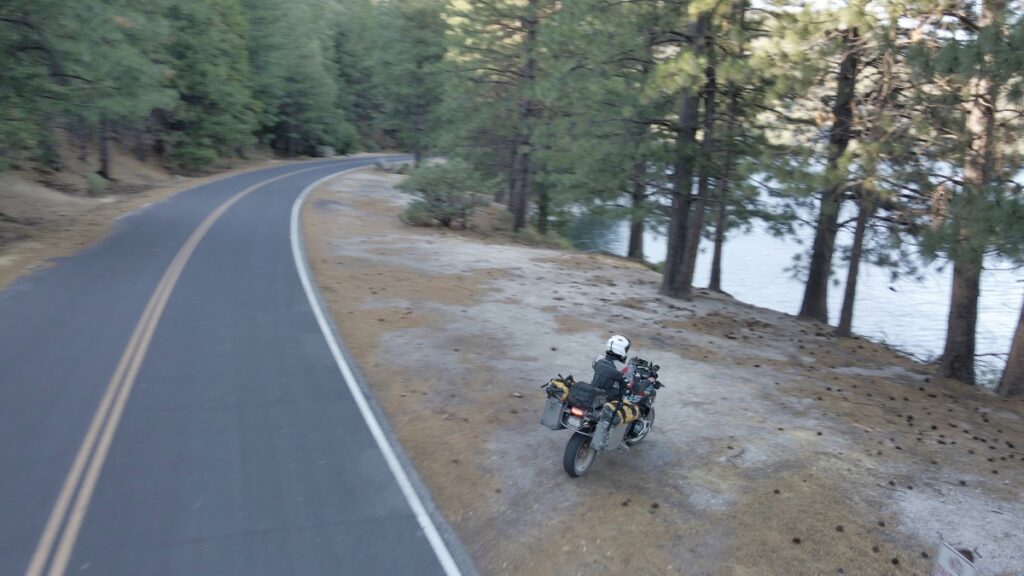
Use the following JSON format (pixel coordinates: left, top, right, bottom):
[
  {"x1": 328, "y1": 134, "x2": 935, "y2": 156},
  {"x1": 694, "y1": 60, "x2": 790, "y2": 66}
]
[{"x1": 0, "y1": 158, "x2": 467, "y2": 576}]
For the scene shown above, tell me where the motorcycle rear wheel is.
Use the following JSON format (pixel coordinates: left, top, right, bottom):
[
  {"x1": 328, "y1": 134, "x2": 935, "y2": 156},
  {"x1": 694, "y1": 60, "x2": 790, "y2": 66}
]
[{"x1": 563, "y1": 432, "x2": 596, "y2": 477}]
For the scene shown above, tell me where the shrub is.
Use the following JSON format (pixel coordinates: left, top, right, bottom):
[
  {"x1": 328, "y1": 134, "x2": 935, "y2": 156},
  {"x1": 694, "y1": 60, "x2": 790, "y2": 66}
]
[
  {"x1": 399, "y1": 200, "x2": 435, "y2": 226},
  {"x1": 515, "y1": 226, "x2": 575, "y2": 250},
  {"x1": 86, "y1": 173, "x2": 108, "y2": 195},
  {"x1": 397, "y1": 160, "x2": 495, "y2": 229},
  {"x1": 170, "y1": 142, "x2": 219, "y2": 172}
]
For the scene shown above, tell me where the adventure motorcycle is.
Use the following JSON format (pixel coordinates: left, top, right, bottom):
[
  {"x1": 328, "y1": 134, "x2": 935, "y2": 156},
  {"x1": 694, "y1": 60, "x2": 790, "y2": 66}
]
[{"x1": 540, "y1": 357, "x2": 664, "y2": 477}]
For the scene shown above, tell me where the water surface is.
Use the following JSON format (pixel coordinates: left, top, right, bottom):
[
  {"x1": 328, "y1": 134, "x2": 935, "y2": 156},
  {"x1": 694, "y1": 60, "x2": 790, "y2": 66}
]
[{"x1": 566, "y1": 213, "x2": 1023, "y2": 384}]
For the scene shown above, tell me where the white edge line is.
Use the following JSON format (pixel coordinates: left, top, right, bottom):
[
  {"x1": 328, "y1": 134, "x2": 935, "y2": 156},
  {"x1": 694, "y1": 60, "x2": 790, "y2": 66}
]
[{"x1": 289, "y1": 164, "x2": 463, "y2": 576}]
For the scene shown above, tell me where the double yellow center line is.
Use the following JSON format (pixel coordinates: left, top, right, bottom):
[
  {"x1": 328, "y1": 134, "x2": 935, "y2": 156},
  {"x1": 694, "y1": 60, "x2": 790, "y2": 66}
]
[{"x1": 25, "y1": 165, "x2": 329, "y2": 576}]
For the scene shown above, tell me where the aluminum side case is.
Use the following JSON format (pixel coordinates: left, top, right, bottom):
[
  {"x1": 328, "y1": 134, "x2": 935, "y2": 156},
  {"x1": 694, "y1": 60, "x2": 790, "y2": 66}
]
[
  {"x1": 592, "y1": 415, "x2": 629, "y2": 452},
  {"x1": 541, "y1": 396, "x2": 566, "y2": 430}
]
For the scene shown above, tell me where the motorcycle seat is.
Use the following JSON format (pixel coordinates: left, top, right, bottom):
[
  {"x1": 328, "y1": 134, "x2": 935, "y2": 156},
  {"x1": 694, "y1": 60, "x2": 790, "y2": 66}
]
[{"x1": 568, "y1": 382, "x2": 607, "y2": 409}]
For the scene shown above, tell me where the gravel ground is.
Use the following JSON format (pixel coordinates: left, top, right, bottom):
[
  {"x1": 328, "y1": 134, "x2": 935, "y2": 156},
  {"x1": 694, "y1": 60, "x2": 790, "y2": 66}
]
[{"x1": 303, "y1": 169, "x2": 1024, "y2": 576}]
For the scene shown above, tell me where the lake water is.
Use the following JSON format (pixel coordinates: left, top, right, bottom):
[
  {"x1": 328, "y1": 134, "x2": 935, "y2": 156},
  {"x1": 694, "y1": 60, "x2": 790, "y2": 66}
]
[{"x1": 566, "y1": 213, "x2": 1023, "y2": 385}]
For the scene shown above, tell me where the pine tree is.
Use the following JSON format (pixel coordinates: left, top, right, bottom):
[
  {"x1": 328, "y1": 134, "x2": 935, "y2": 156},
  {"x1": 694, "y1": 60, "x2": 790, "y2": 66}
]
[
  {"x1": 161, "y1": 0, "x2": 259, "y2": 169},
  {"x1": 441, "y1": 0, "x2": 560, "y2": 231},
  {"x1": 679, "y1": 22, "x2": 719, "y2": 289},
  {"x1": 532, "y1": 0, "x2": 674, "y2": 250},
  {"x1": 332, "y1": 0, "x2": 384, "y2": 147},
  {"x1": 0, "y1": 0, "x2": 174, "y2": 175},
  {"x1": 936, "y1": 0, "x2": 1001, "y2": 383},
  {"x1": 835, "y1": 14, "x2": 913, "y2": 337},
  {"x1": 798, "y1": 26, "x2": 861, "y2": 322},
  {"x1": 706, "y1": 0, "x2": 788, "y2": 293},
  {"x1": 0, "y1": 0, "x2": 64, "y2": 168},
  {"x1": 661, "y1": 12, "x2": 711, "y2": 300},
  {"x1": 244, "y1": 0, "x2": 355, "y2": 156},
  {"x1": 661, "y1": 0, "x2": 824, "y2": 299},
  {"x1": 371, "y1": 0, "x2": 447, "y2": 165},
  {"x1": 905, "y1": 0, "x2": 1024, "y2": 384}
]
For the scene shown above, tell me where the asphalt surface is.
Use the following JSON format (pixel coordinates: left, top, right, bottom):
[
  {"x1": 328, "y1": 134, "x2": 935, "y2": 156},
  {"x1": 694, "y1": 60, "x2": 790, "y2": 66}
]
[{"x1": 0, "y1": 158, "x2": 457, "y2": 575}]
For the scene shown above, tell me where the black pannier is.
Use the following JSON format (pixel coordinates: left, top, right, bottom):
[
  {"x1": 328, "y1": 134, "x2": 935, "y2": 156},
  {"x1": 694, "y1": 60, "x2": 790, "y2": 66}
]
[{"x1": 567, "y1": 383, "x2": 606, "y2": 409}]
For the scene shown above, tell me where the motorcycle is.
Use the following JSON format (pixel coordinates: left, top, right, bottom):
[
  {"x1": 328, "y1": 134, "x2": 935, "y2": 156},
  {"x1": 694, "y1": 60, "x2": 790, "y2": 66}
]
[{"x1": 540, "y1": 357, "x2": 664, "y2": 477}]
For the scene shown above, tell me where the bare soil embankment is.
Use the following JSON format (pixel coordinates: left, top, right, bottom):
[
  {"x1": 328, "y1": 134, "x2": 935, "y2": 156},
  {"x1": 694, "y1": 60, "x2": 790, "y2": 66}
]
[{"x1": 303, "y1": 169, "x2": 1024, "y2": 576}]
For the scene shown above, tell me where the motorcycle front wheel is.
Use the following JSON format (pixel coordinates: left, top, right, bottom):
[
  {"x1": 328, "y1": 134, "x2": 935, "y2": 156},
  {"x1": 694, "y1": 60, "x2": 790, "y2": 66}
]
[{"x1": 563, "y1": 432, "x2": 596, "y2": 477}]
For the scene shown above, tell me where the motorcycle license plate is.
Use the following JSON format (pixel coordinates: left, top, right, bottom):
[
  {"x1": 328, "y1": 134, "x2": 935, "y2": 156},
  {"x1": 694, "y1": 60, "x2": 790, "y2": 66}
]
[{"x1": 567, "y1": 416, "x2": 582, "y2": 427}]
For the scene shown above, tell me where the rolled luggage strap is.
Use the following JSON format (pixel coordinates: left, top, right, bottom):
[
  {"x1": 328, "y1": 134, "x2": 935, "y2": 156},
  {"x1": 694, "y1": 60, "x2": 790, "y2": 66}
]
[
  {"x1": 603, "y1": 399, "x2": 639, "y2": 424},
  {"x1": 545, "y1": 379, "x2": 571, "y2": 402}
]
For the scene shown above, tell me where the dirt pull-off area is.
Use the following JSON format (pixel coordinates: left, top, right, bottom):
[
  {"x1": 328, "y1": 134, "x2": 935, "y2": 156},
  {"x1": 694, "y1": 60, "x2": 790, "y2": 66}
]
[{"x1": 303, "y1": 169, "x2": 1024, "y2": 576}]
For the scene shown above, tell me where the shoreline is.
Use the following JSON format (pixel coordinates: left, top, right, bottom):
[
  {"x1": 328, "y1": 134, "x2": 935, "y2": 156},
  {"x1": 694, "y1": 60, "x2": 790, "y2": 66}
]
[{"x1": 573, "y1": 219, "x2": 1020, "y2": 386}]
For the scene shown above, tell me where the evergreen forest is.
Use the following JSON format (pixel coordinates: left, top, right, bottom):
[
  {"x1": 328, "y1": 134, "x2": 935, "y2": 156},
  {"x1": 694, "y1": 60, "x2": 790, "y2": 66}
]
[{"x1": 2, "y1": 0, "x2": 1023, "y2": 393}]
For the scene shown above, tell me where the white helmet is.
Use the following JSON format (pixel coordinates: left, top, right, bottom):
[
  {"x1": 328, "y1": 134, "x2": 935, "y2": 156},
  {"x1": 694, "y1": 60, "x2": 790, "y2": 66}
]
[{"x1": 606, "y1": 335, "x2": 630, "y2": 362}]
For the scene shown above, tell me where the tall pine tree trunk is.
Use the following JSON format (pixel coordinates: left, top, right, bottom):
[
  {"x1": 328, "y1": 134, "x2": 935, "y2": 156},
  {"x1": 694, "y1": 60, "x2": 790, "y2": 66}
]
[
  {"x1": 133, "y1": 126, "x2": 146, "y2": 162},
  {"x1": 799, "y1": 28, "x2": 860, "y2": 322},
  {"x1": 537, "y1": 186, "x2": 549, "y2": 234},
  {"x1": 836, "y1": 193, "x2": 874, "y2": 337},
  {"x1": 499, "y1": 143, "x2": 516, "y2": 204},
  {"x1": 77, "y1": 118, "x2": 90, "y2": 163},
  {"x1": 661, "y1": 14, "x2": 709, "y2": 299},
  {"x1": 837, "y1": 45, "x2": 893, "y2": 338},
  {"x1": 413, "y1": 132, "x2": 423, "y2": 167},
  {"x1": 98, "y1": 118, "x2": 112, "y2": 180},
  {"x1": 413, "y1": 80, "x2": 425, "y2": 168},
  {"x1": 511, "y1": 148, "x2": 533, "y2": 231},
  {"x1": 510, "y1": 0, "x2": 539, "y2": 231},
  {"x1": 997, "y1": 294, "x2": 1024, "y2": 396},
  {"x1": 941, "y1": 247, "x2": 982, "y2": 383},
  {"x1": 627, "y1": 160, "x2": 645, "y2": 261},
  {"x1": 940, "y1": 0, "x2": 1000, "y2": 384},
  {"x1": 38, "y1": 118, "x2": 63, "y2": 172},
  {"x1": 709, "y1": 4, "x2": 744, "y2": 293},
  {"x1": 626, "y1": 29, "x2": 656, "y2": 262},
  {"x1": 709, "y1": 193, "x2": 727, "y2": 292},
  {"x1": 507, "y1": 147, "x2": 521, "y2": 211},
  {"x1": 681, "y1": 47, "x2": 718, "y2": 290},
  {"x1": 709, "y1": 89, "x2": 739, "y2": 293}
]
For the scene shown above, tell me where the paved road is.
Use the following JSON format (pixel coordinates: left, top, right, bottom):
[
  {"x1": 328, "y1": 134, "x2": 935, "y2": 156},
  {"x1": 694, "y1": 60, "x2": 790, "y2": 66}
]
[{"x1": 0, "y1": 158, "x2": 462, "y2": 575}]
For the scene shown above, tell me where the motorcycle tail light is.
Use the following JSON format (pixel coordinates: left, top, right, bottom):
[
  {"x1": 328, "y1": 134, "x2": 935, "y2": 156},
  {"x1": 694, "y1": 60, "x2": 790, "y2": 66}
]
[{"x1": 569, "y1": 407, "x2": 585, "y2": 417}]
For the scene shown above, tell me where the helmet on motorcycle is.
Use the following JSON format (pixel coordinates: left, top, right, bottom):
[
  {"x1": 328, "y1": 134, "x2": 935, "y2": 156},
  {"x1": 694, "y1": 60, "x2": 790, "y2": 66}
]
[{"x1": 605, "y1": 335, "x2": 630, "y2": 362}]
